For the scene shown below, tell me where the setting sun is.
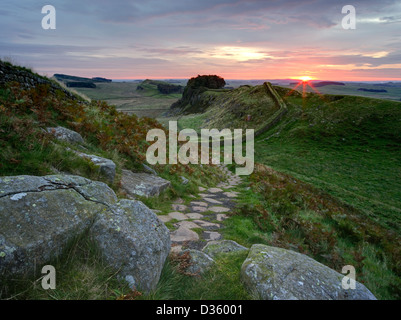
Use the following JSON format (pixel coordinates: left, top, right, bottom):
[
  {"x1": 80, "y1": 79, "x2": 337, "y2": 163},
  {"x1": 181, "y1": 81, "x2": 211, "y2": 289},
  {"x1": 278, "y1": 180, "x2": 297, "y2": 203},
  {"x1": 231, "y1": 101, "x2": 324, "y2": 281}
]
[{"x1": 299, "y1": 76, "x2": 312, "y2": 82}]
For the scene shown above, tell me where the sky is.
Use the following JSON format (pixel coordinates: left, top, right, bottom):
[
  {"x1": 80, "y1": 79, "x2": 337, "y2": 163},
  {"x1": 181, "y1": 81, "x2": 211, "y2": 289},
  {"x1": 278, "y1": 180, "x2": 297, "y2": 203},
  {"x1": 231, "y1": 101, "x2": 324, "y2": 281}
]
[{"x1": 1, "y1": 0, "x2": 401, "y2": 80}]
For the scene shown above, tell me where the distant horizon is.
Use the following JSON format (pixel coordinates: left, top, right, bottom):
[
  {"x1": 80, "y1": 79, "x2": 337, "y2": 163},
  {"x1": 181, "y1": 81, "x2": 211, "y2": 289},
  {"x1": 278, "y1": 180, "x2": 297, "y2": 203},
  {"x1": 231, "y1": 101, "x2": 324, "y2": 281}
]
[
  {"x1": 49, "y1": 71, "x2": 401, "y2": 83},
  {"x1": 110, "y1": 77, "x2": 401, "y2": 83}
]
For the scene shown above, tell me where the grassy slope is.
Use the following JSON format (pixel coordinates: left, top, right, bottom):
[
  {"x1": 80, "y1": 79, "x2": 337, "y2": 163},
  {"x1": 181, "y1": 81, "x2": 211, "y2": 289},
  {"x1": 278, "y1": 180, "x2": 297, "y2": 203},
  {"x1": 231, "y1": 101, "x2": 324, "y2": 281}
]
[
  {"x1": 246, "y1": 89, "x2": 401, "y2": 299},
  {"x1": 256, "y1": 90, "x2": 401, "y2": 232},
  {"x1": 3, "y1": 64, "x2": 401, "y2": 300},
  {"x1": 177, "y1": 85, "x2": 279, "y2": 133},
  {"x1": 170, "y1": 83, "x2": 401, "y2": 299},
  {"x1": 0, "y1": 66, "x2": 228, "y2": 299},
  {"x1": 174, "y1": 83, "x2": 401, "y2": 233}
]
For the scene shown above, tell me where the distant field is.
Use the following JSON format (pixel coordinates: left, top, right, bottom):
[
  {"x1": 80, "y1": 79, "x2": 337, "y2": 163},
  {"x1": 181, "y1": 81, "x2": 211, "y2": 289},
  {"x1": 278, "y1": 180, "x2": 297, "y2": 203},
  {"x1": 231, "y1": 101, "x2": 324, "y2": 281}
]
[
  {"x1": 281, "y1": 82, "x2": 401, "y2": 101},
  {"x1": 69, "y1": 82, "x2": 181, "y2": 118}
]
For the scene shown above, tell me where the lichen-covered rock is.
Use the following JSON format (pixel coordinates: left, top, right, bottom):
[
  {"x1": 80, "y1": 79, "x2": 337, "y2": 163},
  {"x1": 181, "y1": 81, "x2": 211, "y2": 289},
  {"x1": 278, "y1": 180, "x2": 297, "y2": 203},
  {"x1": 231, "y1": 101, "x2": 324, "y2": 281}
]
[
  {"x1": 120, "y1": 170, "x2": 170, "y2": 198},
  {"x1": 76, "y1": 152, "x2": 116, "y2": 183},
  {"x1": 0, "y1": 175, "x2": 170, "y2": 294},
  {"x1": 203, "y1": 240, "x2": 248, "y2": 259},
  {"x1": 241, "y1": 244, "x2": 376, "y2": 300},
  {"x1": 143, "y1": 164, "x2": 157, "y2": 175},
  {"x1": 0, "y1": 175, "x2": 111, "y2": 276},
  {"x1": 44, "y1": 175, "x2": 117, "y2": 205},
  {"x1": 46, "y1": 126, "x2": 84, "y2": 144},
  {"x1": 91, "y1": 199, "x2": 170, "y2": 292},
  {"x1": 179, "y1": 249, "x2": 215, "y2": 275}
]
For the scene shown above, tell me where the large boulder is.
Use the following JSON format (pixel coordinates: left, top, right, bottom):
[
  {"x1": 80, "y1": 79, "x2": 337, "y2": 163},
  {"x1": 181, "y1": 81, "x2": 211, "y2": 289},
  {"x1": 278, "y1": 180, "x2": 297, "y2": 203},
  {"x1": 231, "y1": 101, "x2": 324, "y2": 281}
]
[
  {"x1": 91, "y1": 199, "x2": 171, "y2": 292},
  {"x1": 0, "y1": 174, "x2": 170, "y2": 293},
  {"x1": 241, "y1": 244, "x2": 376, "y2": 300},
  {"x1": 0, "y1": 175, "x2": 113, "y2": 276},
  {"x1": 120, "y1": 170, "x2": 170, "y2": 198},
  {"x1": 46, "y1": 126, "x2": 85, "y2": 145}
]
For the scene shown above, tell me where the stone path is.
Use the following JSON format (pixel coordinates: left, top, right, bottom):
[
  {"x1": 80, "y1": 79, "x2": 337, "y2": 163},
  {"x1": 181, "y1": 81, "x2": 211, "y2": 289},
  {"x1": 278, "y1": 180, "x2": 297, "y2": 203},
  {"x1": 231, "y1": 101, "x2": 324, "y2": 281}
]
[{"x1": 156, "y1": 165, "x2": 242, "y2": 253}]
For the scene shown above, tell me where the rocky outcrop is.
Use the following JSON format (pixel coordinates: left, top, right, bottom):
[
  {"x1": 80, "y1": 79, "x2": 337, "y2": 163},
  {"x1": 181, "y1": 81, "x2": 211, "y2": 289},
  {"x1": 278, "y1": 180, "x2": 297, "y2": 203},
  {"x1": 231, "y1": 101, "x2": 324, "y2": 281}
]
[
  {"x1": 76, "y1": 152, "x2": 116, "y2": 184},
  {"x1": 0, "y1": 174, "x2": 170, "y2": 293},
  {"x1": 47, "y1": 126, "x2": 85, "y2": 144},
  {"x1": 91, "y1": 199, "x2": 170, "y2": 292},
  {"x1": 240, "y1": 244, "x2": 376, "y2": 300},
  {"x1": 46, "y1": 125, "x2": 116, "y2": 183},
  {"x1": 203, "y1": 240, "x2": 248, "y2": 259},
  {"x1": 0, "y1": 60, "x2": 80, "y2": 100},
  {"x1": 120, "y1": 170, "x2": 170, "y2": 198},
  {"x1": 0, "y1": 175, "x2": 109, "y2": 276},
  {"x1": 142, "y1": 164, "x2": 157, "y2": 175},
  {"x1": 66, "y1": 81, "x2": 96, "y2": 88},
  {"x1": 179, "y1": 249, "x2": 215, "y2": 275}
]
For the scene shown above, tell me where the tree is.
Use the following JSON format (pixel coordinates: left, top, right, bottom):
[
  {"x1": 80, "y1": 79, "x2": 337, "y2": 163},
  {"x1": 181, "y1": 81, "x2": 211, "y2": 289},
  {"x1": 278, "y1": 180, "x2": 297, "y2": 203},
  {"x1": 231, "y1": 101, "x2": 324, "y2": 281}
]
[{"x1": 186, "y1": 75, "x2": 225, "y2": 89}]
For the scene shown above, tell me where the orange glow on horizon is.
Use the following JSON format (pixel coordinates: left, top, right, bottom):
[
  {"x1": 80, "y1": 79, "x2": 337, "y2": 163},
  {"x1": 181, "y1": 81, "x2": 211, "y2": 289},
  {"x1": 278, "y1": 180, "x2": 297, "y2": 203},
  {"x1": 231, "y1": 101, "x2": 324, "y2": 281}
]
[{"x1": 298, "y1": 76, "x2": 313, "y2": 82}]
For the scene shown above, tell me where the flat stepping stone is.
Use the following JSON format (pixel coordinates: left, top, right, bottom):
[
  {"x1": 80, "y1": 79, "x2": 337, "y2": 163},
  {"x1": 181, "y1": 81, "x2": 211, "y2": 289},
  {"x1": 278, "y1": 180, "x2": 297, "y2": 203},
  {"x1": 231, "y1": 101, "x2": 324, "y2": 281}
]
[
  {"x1": 199, "y1": 193, "x2": 214, "y2": 197},
  {"x1": 175, "y1": 221, "x2": 200, "y2": 229},
  {"x1": 168, "y1": 212, "x2": 188, "y2": 221},
  {"x1": 192, "y1": 206, "x2": 208, "y2": 213},
  {"x1": 223, "y1": 191, "x2": 239, "y2": 198},
  {"x1": 203, "y1": 197, "x2": 223, "y2": 204},
  {"x1": 198, "y1": 187, "x2": 206, "y2": 192},
  {"x1": 190, "y1": 201, "x2": 208, "y2": 207},
  {"x1": 171, "y1": 226, "x2": 199, "y2": 242},
  {"x1": 186, "y1": 213, "x2": 204, "y2": 219},
  {"x1": 158, "y1": 215, "x2": 172, "y2": 223},
  {"x1": 173, "y1": 198, "x2": 184, "y2": 204},
  {"x1": 216, "y1": 214, "x2": 228, "y2": 221},
  {"x1": 208, "y1": 188, "x2": 223, "y2": 193},
  {"x1": 172, "y1": 204, "x2": 187, "y2": 211},
  {"x1": 203, "y1": 231, "x2": 222, "y2": 241},
  {"x1": 208, "y1": 206, "x2": 230, "y2": 213},
  {"x1": 193, "y1": 220, "x2": 220, "y2": 228}
]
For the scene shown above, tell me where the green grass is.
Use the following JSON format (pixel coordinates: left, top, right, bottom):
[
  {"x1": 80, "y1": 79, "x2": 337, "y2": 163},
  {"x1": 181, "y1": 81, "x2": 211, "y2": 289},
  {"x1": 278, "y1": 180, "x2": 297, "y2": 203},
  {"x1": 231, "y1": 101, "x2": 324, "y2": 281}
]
[
  {"x1": 175, "y1": 84, "x2": 279, "y2": 133},
  {"x1": 3, "y1": 62, "x2": 401, "y2": 300},
  {"x1": 1, "y1": 229, "x2": 129, "y2": 300},
  {"x1": 136, "y1": 251, "x2": 251, "y2": 300},
  {"x1": 255, "y1": 91, "x2": 401, "y2": 232},
  {"x1": 0, "y1": 63, "x2": 232, "y2": 300},
  {"x1": 177, "y1": 113, "x2": 210, "y2": 132},
  {"x1": 193, "y1": 86, "x2": 401, "y2": 299},
  {"x1": 223, "y1": 163, "x2": 401, "y2": 300}
]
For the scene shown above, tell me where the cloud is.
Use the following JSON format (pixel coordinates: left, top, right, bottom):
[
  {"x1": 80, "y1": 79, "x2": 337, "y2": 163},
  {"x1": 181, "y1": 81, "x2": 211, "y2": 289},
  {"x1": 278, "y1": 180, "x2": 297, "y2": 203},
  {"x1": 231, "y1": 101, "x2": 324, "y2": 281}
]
[{"x1": 1, "y1": 0, "x2": 400, "y2": 79}]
